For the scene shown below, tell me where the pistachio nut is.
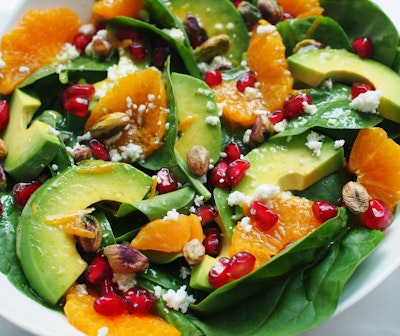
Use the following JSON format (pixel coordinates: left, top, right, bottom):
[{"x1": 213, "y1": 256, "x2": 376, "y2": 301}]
[
  {"x1": 183, "y1": 238, "x2": 205, "y2": 265},
  {"x1": 248, "y1": 113, "x2": 274, "y2": 147},
  {"x1": 90, "y1": 112, "x2": 130, "y2": 139},
  {"x1": 77, "y1": 214, "x2": 103, "y2": 253},
  {"x1": 342, "y1": 181, "x2": 370, "y2": 215},
  {"x1": 103, "y1": 244, "x2": 149, "y2": 274},
  {"x1": 187, "y1": 145, "x2": 211, "y2": 176},
  {"x1": 194, "y1": 34, "x2": 230, "y2": 63}
]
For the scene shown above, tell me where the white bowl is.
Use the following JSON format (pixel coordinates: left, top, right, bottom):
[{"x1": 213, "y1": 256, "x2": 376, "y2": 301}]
[{"x1": 0, "y1": 0, "x2": 399, "y2": 335}]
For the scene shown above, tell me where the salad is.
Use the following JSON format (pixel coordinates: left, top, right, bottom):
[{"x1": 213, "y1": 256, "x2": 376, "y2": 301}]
[{"x1": 0, "y1": 0, "x2": 400, "y2": 335}]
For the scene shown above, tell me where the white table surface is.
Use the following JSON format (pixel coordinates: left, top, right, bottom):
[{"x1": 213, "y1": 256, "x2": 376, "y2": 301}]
[{"x1": 0, "y1": 266, "x2": 399, "y2": 335}]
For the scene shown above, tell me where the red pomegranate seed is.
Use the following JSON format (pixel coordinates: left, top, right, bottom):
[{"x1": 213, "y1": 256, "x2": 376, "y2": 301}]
[
  {"x1": 226, "y1": 159, "x2": 250, "y2": 186},
  {"x1": 156, "y1": 168, "x2": 178, "y2": 194},
  {"x1": 63, "y1": 95, "x2": 90, "y2": 117},
  {"x1": 195, "y1": 204, "x2": 218, "y2": 225},
  {"x1": 85, "y1": 254, "x2": 113, "y2": 285},
  {"x1": 115, "y1": 27, "x2": 140, "y2": 40},
  {"x1": 351, "y1": 83, "x2": 375, "y2": 99},
  {"x1": 12, "y1": 180, "x2": 42, "y2": 207},
  {"x1": 231, "y1": 0, "x2": 243, "y2": 8},
  {"x1": 203, "y1": 228, "x2": 222, "y2": 257},
  {"x1": 209, "y1": 160, "x2": 230, "y2": 188},
  {"x1": 94, "y1": 292, "x2": 127, "y2": 316},
  {"x1": 312, "y1": 200, "x2": 338, "y2": 223},
  {"x1": 268, "y1": 110, "x2": 285, "y2": 124},
  {"x1": 62, "y1": 84, "x2": 95, "y2": 102},
  {"x1": 129, "y1": 38, "x2": 148, "y2": 62},
  {"x1": 284, "y1": 94, "x2": 312, "y2": 119},
  {"x1": 184, "y1": 14, "x2": 208, "y2": 48},
  {"x1": 204, "y1": 70, "x2": 223, "y2": 87},
  {"x1": 250, "y1": 200, "x2": 279, "y2": 231},
  {"x1": 360, "y1": 199, "x2": 393, "y2": 229},
  {"x1": 124, "y1": 287, "x2": 157, "y2": 314},
  {"x1": 227, "y1": 251, "x2": 256, "y2": 280},
  {"x1": 223, "y1": 142, "x2": 242, "y2": 163},
  {"x1": 151, "y1": 47, "x2": 170, "y2": 69},
  {"x1": 208, "y1": 257, "x2": 231, "y2": 288},
  {"x1": 0, "y1": 100, "x2": 10, "y2": 130},
  {"x1": 89, "y1": 139, "x2": 110, "y2": 161},
  {"x1": 73, "y1": 33, "x2": 92, "y2": 53},
  {"x1": 352, "y1": 37, "x2": 373, "y2": 59},
  {"x1": 236, "y1": 72, "x2": 257, "y2": 93}
]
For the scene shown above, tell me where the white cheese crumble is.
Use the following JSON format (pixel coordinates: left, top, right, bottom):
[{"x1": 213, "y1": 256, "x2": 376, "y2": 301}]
[
  {"x1": 334, "y1": 139, "x2": 345, "y2": 149},
  {"x1": 244, "y1": 86, "x2": 262, "y2": 100},
  {"x1": 273, "y1": 119, "x2": 288, "y2": 133},
  {"x1": 303, "y1": 101, "x2": 318, "y2": 115},
  {"x1": 239, "y1": 216, "x2": 252, "y2": 232},
  {"x1": 243, "y1": 128, "x2": 252, "y2": 144},
  {"x1": 153, "y1": 285, "x2": 162, "y2": 298},
  {"x1": 110, "y1": 143, "x2": 143, "y2": 163},
  {"x1": 197, "y1": 56, "x2": 232, "y2": 72},
  {"x1": 194, "y1": 195, "x2": 205, "y2": 207},
  {"x1": 349, "y1": 90, "x2": 382, "y2": 114},
  {"x1": 321, "y1": 78, "x2": 333, "y2": 90},
  {"x1": 228, "y1": 191, "x2": 252, "y2": 207},
  {"x1": 305, "y1": 131, "x2": 325, "y2": 157},
  {"x1": 256, "y1": 24, "x2": 277, "y2": 35},
  {"x1": 163, "y1": 209, "x2": 180, "y2": 220},
  {"x1": 57, "y1": 43, "x2": 80, "y2": 62},
  {"x1": 79, "y1": 23, "x2": 95, "y2": 35},
  {"x1": 253, "y1": 184, "x2": 280, "y2": 201},
  {"x1": 162, "y1": 28, "x2": 185, "y2": 43},
  {"x1": 205, "y1": 115, "x2": 220, "y2": 126},
  {"x1": 179, "y1": 266, "x2": 191, "y2": 280},
  {"x1": 112, "y1": 272, "x2": 136, "y2": 292},
  {"x1": 162, "y1": 285, "x2": 196, "y2": 313}
]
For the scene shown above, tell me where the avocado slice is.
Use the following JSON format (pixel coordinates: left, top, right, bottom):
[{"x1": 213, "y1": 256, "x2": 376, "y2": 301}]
[
  {"x1": 3, "y1": 89, "x2": 61, "y2": 181},
  {"x1": 16, "y1": 160, "x2": 153, "y2": 305},
  {"x1": 287, "y1": 48, "x2": 400, "y2": 123},
  {"x1": 168, "y1": 0, "x2": 249, "y2": 66},
  {"x1": 234, "y1": 131, "x2": 344, "y2": 197}
]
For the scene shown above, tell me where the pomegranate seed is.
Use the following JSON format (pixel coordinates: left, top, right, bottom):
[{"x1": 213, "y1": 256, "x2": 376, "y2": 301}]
[
  {"x1": 156, "y1": 168, "x2": 178, "y2": 194},
  {"x1": 283, "y1": 94, "x2": 312, "y2": 119},
  {"x1": 203, "y1": 228, "x2": 222, "y2": 257},
  {"x1": 204, "y1": 70, "x2": 223, "y2": 87},
  {"x1": 231, "y1": 0, "x2": 243, "y2": 7},
  {"x1": 85, "y1": 254, "x2": 113, "y2": 285},
  {"x1": 351, "y1": 83, "x2": 375, "y2": 99},
  {"x1": 250, "y1": 200, "x2": 279, "y2": 231},
  {"x1": 360, "y1": 199, "x2": 393, "y2": 229},
  {"x1": 89, "y1": 139, "x2": 110, "y2": 161},
  {"x1": 73, "y1": 33, "x2": 92, "y2": 53},
  {"x1": 223, "y1": 142, "x2": 242, "y2": 163},
  {"x1": 115, "y1": 27, "x2": 140, "y2": 40},
  {"x1": 151, "y1": 47, "x2": 170, "y2": 70},
  {"x1": 312, "y1": 200, "x2": 338, "y2": 223},
  {"x1": 124, "y1": 287, "x2": 157, "y2": 314},
  {"x1": 0, "y1": 100, "x2": 10, "y2": 130},
  {"x1": 227, "y1": 251, "x2": 256, "y2": 280},
  {"x1": 352, "y1": 37, "x2": 373, "y2": 59},
  {"x1": 236, "y1": 72, "x2": 257, "y2": 93},
  {"x1": 63, "y1": 95, "x2": 90, "y2": 117},
  {"x1": 226, "y1": 159, "x2": 250, "y2": 186},
  {"x1": 195, "y1": 204, "x2": 218, "y2": 225},
  {"x1": 94, "y1": 292, "x2": 127, "y2": 316},
  {"x1": 129, "y1": 38, "x2": 148, "y2": 62},
  {"x1": 184, "y1": 14, "x2": 208, "y2": 48},
  {"x1": 62, "y1": 84, "x2": 95, "y2": 102},
  {"x1": 209, "y1": 160, "x2": 230, "y2": 188},
  {"x1": 208, "y1": 257, "x2": 231, "y2": 288},
  {"x1": 268, "y1": 110, "x2": 285, "y2": 124},
  {"x1": 12, "y1": 180, "x2": 42, "y2": 207},
  {"x1": 98, "y1": 275, "x2": 118, "y2": 295}
]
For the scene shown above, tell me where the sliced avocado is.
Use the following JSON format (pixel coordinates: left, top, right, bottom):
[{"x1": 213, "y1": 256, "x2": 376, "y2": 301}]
[
  {"x1": 3, "y1": 89, "x2": 61, "y2": 181},
  {"x1": 16, "y1": 160, "x2": 153, "y2": 305},
  {"x1": 287, "y1": 48, "x2": 400, "y2": 123},
  {"x1": 190, "y1": 254, "x2": 218, "y2": 291},
  {"x1": 234, "y1": 131, "x2": 344, "y2": 197},
  {"x1": 168, "y1": 0, "x2": 249, "y2": 66}
]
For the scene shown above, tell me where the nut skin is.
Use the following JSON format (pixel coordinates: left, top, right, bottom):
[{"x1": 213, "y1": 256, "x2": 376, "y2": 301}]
[
  {"x1": 237, "y1": 1, "x2": 262, "y2": 29},
  {"x1": 103, "y1": 244, "x2": 149, "y2": 274},
  {"x1": 342, "y1": 181, "x2": 370, "y2": 215},
  {"x1": 193, "y1": 34, "x2": 230, "y2": 63},
  {"x1": 90, "y1": 112, "x2": 131, "y2": 139},
  {"x1": 183, "y1": 238, "x2": 205, "y2": 265},
  {"x1": 187, "y1": 145, "x2": 211, "y2": 176},
  {"x1": 92, "y1": 39, "x2": 113, "y2": 58},
  {"x1": 257, "y1": 0, "x2": 284, "y2": 25},
  {"x1": 70, "y1": 146, "x2": 92, "y2": 163},
  {"x1": 248, "y1": 114, "x2": 274, "y2": 147},
  {"x1": 77, "y1": 214, "x2": 102, "y2": 253}
]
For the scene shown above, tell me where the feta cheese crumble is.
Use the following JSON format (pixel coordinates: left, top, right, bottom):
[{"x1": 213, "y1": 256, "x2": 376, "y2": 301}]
[
  {"x1": 349, "y1": 90, "x2": 382, "y2": 113},
  {"x1": 162, "y1": 285, "x2": 196, "y2": 313},
  {"x1": 205, "y1": 115, "x2": 220, "y2": 126},
  {"x1": 305, "y1": 131, "x2": 325, "y2": 157},
  {"x1": 163, "y1": 209, "x2": 180, "y2": 220}
]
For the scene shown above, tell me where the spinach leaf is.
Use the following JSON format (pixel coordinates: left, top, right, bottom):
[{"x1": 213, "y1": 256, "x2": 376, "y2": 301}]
[
  {"x1": 273, "y1": 84, "x2": 382, "y2": 138},
  {"x1": 276, "y1": 16, "x2": 350, "y2": 57},
  {"x1": 191, "y1": 227, "x2": 384, "y2": 335},
  {"x1": 320, "y1": 0, "x2": 399, "y2": 68}
]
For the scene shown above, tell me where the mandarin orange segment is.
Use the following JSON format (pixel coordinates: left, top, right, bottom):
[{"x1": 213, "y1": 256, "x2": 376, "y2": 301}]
[
  {"x1": 348, "y1": 127, "x2": 400, "y2": 211},
  {"x1": 0, "y1": 8, "x2": 81, "y2": 95},
  {"x1": 85, "y1": 68, "x2": 168, "y2": 157},
  {"x1": 92, "y1": 0, "x2": 145, "y2": 20},
  {"x1": 278, "y1": 0, "x2": 324, "y2": 18},
  {"x1": 64, "y1": 287, "x2": 181, "y2": 336},
  {"x1": 229, "y1": 195, "x2": 321, "y2": 269},
  {"x1": 130, "y1": 214, "x2": 203, "y2": 253}
]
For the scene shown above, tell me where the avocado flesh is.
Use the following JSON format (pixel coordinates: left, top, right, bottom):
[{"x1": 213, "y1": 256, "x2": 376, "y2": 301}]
[
  {"x1": 234, "y1": 131, "x2": 344, "y2": 197},
  {"x1": 16, "y1": 161, "x2": 153, "y2": 305},
  {"x1": 288, "y1": 48, "x2": 400, "y2": 123},
  {"x1": 3, "y1": 89, "x2": 61, "y2": 181}
]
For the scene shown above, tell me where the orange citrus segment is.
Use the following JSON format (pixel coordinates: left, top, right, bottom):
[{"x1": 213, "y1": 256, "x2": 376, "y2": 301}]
[
  {"x1": 212, "y1": 20, "x2": 293, "y2": 127},
  {"x1": 92, "y1": 0, "x2": 145, "y2": 20},
  {"x1": 229, "y1": 195, "x2": 321, "y2": 269},
  {"x1": 130, "y1": 214, "x2": 203, "y2": 253},
  {"x1": 348, "y1": 127, "x2": 400, "y2": 211},
  {"x1": 0, "y1": 8, "x2": 81, "y2": 95},
  {"x1": 85, "y1": 68, "x2": 168, "y2": 157},
  {"x1": 278, "y1": 0, "x2": 324, "y2": 18},
  {"x1": 64, "y1": 286, "x2": 181, "y2": 336}
]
